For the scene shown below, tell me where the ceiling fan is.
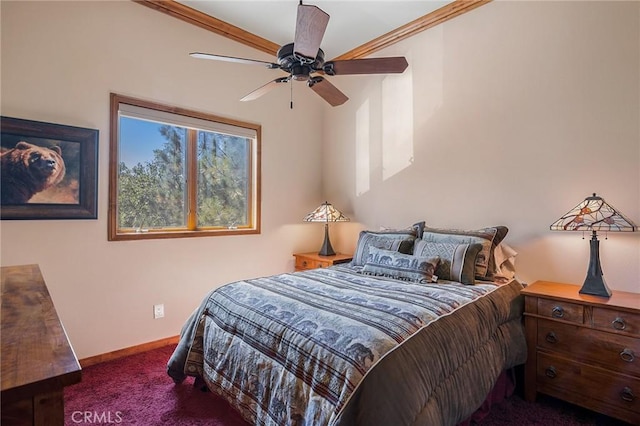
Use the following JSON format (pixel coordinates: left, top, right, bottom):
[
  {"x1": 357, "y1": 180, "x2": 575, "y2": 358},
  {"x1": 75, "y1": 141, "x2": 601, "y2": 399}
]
[{"x1": 190, "y1": 1, "x2": 409, "y2": 107}]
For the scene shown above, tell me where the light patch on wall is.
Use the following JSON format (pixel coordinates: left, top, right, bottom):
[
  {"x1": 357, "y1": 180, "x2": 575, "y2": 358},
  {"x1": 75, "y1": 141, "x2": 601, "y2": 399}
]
[
  {"x1": 356, "y1": 98, "x2": 371, "y2": 196},
  {"x1": 413, "y1": 27, "x2": 444, "y2": 127},
  {"x1": 382, "y1": 65, "x2": 414, "y2": 181}
]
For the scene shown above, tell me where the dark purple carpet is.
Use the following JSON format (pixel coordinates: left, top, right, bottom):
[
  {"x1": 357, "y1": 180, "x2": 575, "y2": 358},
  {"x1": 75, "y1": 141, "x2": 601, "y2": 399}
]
[
  {"x1": 64, "y1": 344, "x2": 631, "y2": 425},
  {"x1": 64, "y1": 345, "x2": 249, "y2": 426}
]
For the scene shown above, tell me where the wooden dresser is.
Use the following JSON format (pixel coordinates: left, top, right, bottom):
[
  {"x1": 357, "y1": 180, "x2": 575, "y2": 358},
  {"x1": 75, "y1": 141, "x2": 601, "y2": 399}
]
[
  {"x1": 1, "y1": 264, "x2": 82, "y2": 426},
  {"x1": 293, "y1": 252, "x2": 352, "y2": 271},
  {"x1": 522, "y1": 280, "x2": 639, "y2": 424}
]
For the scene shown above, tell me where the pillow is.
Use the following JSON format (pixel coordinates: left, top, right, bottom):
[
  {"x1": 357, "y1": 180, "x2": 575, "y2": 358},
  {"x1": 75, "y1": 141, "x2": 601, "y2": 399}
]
[
  {"x1": 493, "y1": 243, "x2": 518, "y2": 284},
  {"x1": 362, "y1": 247, "x2": 440, "y2": 283},
  {"x1": 379, "y1": 221, "x2": 426, "y2": 239},
  {"x1": 413, "y1": 240, "x2": 483, "y2": 285},
  {"x1": 413, "y1": 221, "x2": 426, "y2": 239},
  {"x1": 421, "y1": 226, "x2": 508, "y2": 279},
  {"x1": 352, "y1": 230, "x2": 417, "y2": 266}
]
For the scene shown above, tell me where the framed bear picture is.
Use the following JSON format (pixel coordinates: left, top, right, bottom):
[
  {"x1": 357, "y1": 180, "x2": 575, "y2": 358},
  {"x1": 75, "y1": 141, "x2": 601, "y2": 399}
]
[{"x1": 1, "y1": 116, "x2": 98, "y2": 219}]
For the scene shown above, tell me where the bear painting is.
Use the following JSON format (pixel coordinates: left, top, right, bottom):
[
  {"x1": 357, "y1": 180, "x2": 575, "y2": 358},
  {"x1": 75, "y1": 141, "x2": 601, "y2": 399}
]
[{"x1": 1, "y1": 141, "x2": 67, "y2": 204}]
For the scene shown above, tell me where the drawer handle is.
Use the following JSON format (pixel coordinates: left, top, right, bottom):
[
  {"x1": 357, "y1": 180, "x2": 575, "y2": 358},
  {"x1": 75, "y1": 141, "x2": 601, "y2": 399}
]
[
  {"x1": 551, "y1": 306, "x2": 564, "y2": 318},
  {"x1": 545, "y1": 366, "x2": 557, "y2": 379},
  {"x1": 302, "y1": 260, "x2": 308, "y2": 267},
  {"x1": 620, "y1": 387, "x2": 635, "y2": 403},
  {"x1": 620, "y1": 348, "x2": 635, "y2": 363},
  {"x1": 545, "y1": 332, "x2": 558, "y2": 344},
  {"x1": 612, "y1": 317, "x2": 626, "y2": 331}
]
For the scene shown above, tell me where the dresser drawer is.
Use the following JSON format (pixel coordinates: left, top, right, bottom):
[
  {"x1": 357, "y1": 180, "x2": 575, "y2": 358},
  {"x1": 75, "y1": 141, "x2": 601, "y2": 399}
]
[
  {"x1": 537, "y1": 352, "x2": 640, "y2": 415},
  {"x1": 294, "y1": 253, "x2": 353, "y2": 272},
  {"x1": 593, "y1": 307, "x2": 640, "y2": 337},
  {"x1": 538, "y1": 298, "x2": 584, "y2": 324},
  {"x1": 295, "y1": 258, "x2": 329, "y2": 270},
  {"x1": 537, "y1": 319, "x2": 640, "y2": 376}
]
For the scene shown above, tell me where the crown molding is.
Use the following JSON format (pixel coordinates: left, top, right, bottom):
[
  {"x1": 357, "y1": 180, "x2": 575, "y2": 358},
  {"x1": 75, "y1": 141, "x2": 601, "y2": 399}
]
[
  {"x1": 134, "y1": 0, "x2": 491, "y2": 60},
  {"x1": 133, "y1": 0, "x2": 280, "y2": 56},
  {"x1": 334, "y1": 0, "x2": 492, "y2": 60}
]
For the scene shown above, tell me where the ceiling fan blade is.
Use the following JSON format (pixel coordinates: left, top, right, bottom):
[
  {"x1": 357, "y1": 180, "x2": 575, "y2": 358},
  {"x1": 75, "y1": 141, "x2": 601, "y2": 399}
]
[
  {"x1": 240, "y1": 77, "x2": 290, "y2": 102},
  {"x1": 190, "y1": 52, "x2": 279, "y2": 69},
  {"x1": 308, "y1": 77, "x2": 348, "y2": 107},
  {"x1": 293, "y1": 4, "x2": 330, "y2": 60},
  {"x1": 324, "y1": 57, "x2": 409, "y2": 75}
]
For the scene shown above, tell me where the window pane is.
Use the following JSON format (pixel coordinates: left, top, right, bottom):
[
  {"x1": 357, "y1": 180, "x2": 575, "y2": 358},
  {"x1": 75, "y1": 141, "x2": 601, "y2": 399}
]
[
  {"x1": 118, "y1": 117, "x2": 187, "y2": 230},
  {"x1": 197, "y1": 130, "x2": 250, "y2": 228}
]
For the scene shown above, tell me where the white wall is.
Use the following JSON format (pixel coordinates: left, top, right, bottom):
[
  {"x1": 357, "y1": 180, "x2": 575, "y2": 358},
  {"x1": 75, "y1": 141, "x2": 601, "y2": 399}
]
[
  {"x1": 323, "y1": 1, "x2": 640, "y2": 293},
  {"x1": 0, "y1": 1, "x2": 327, "y2": 358},
  {"x1": 2, "y1": 1, "x2": 639, "y2": 360}
]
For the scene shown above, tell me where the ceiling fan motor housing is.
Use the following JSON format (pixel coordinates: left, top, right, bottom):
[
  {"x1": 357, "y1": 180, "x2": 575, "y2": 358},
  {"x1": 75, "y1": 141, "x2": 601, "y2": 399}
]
[{"x1": 277, "y1": 42, "x2": 325, "y2": 79}]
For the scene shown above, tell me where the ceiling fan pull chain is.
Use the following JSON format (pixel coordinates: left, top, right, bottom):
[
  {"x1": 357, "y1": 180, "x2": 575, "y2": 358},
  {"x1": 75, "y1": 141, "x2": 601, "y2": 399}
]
[{"x1": 290, "y1": 76, "x2": 294, "y2": 109}]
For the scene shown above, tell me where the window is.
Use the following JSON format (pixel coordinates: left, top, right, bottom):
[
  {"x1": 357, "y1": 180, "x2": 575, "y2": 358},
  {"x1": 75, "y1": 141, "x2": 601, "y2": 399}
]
[{"x1": 108, "y1": 93, "x2": 260, "y2": 240}]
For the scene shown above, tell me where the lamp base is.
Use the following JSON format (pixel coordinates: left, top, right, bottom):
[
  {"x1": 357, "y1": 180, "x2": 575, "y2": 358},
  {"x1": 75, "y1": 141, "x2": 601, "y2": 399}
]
[
  {"x1": 579, "y1": 231, "x2": 612, "y2": 298},
  {"x1": 318, "y1": 223, "x2": 336, "y2": 256},
  {"x1": 580, "y1": 275, "x2": 612, "y2": 298}
]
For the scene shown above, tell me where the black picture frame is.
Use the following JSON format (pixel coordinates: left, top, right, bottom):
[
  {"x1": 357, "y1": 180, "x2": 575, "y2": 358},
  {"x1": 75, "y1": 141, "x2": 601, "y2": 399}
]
[{"x1": 1, "y1": 116, "x2": 98, "y2": 219}]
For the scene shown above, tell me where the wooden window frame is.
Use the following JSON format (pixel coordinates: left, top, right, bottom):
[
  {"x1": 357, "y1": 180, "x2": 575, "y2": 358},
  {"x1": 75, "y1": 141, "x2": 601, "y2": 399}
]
[{"x1": 108, "y1": 93, "x2": 261, "y2": 241}]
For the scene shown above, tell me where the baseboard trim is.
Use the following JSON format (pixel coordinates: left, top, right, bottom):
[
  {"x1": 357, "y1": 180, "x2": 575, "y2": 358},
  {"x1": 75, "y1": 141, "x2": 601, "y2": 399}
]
[{"x1": 79, "y1": 335, "x2": 180, "y2": 368}]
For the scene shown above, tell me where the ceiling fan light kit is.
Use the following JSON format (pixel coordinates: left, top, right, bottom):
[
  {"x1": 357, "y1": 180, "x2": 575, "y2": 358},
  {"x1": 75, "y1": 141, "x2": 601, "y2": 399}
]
[{"x1": 190, "y1": 1, "x2": 409, "y2": 107}]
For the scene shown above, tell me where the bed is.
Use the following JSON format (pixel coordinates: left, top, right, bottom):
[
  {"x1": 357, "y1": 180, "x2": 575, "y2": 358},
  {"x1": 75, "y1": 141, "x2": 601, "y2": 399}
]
[{"x1": 167, "y1": 225, "x2": 527, "y2": 426}]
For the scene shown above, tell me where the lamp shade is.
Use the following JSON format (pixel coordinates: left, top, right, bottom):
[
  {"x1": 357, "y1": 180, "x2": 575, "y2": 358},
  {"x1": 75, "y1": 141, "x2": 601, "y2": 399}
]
[
  {"x1": 550, "y1": 193, "x2": 636, "y2": 232},
  {"x1": 304, "y1": 202, "x2": 349, "y2": 256},
  {"x1": 303, "y1": 201, "x2": 350, "y2": 223},
  {"x1": 550, "y1": 193, "x2": 636, "y2": 298}
]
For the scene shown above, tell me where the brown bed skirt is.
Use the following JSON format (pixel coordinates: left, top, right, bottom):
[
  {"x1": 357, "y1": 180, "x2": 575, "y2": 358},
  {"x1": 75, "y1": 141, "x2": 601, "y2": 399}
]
[{"x1": 458, "y1": 368, "x2": 517, "y2": 425}]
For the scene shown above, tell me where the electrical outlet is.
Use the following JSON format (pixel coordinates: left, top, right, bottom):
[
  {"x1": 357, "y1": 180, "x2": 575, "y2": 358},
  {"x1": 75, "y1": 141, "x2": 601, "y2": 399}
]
[{"x1": 153, "y1": 304, "x2": 164, "y2": 319}]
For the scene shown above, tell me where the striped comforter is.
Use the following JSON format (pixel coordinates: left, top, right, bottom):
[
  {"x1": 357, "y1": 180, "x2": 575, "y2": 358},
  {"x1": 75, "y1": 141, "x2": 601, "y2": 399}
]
[{"x1": 167, "y1": 264, "x2": 527, "y2": 426}]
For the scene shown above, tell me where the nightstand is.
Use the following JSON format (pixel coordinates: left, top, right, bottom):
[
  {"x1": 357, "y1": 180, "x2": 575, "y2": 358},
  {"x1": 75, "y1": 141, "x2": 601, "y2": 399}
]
[
  {"x1": 293, "y1": 252, "x2": 352, "y2": 272},
  {"x1": 521, "y1": 280, "x2": 640, "y2": 424}
]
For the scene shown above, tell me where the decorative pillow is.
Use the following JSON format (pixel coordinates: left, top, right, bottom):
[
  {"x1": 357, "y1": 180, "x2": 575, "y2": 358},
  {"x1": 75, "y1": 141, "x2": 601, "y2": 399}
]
[
  {"x1": 362, "y1": 247, "x2": 440, "y2": 283},
  {"x1": 352, "y1": 230, "x2": 417, "y2": 266},
  {"x1": 413, "y1": 240, "x2": 483, "y2": 285},
  {"x1": 421, "y1": 226, "x2": 508, "y2": 279},
  {"x1": 379, "y1": 221, "x2": 426, "y2": 239}
]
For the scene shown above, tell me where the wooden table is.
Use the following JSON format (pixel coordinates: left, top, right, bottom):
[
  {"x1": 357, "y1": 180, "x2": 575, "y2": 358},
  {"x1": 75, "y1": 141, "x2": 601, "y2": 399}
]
[{"x1": 1, "y1": 264, "x2": 82, "y2": 425}]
